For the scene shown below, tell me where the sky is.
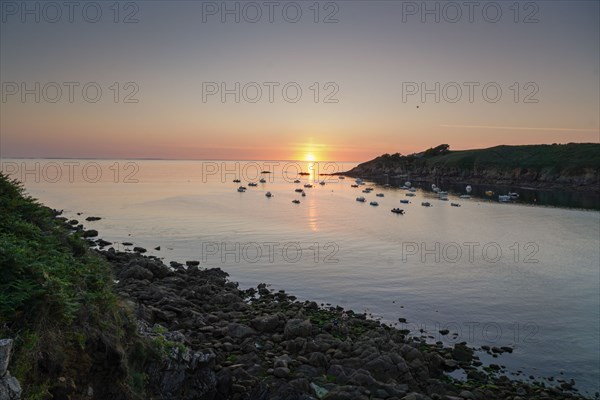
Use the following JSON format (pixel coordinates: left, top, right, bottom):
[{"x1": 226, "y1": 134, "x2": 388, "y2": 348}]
[{"x1": 1, "y1": 0, "x2": 599, "y2": 162}]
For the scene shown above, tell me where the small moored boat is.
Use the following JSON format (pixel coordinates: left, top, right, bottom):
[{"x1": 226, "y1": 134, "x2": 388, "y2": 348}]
[
  {"x1": 369, "y1": 201, "x2": 379, "y2": 206},
  {"x1": 265, "y1": 192, "x2": 273, "y2": 197},
  {"x1": 356, "y1": 196, "x2": 366, "y2": 202},
  {"x1": 248, "y1": 182, "x2": 258, "y2": 187},
  {"x1": 376, "y1": 193, "x2": 384, "y2": 197},
  {"x1": 400, "y1": 199, "x2": 410, "y2": 204},
  {"x1": 292, "y1": 199, "x2": 301, "y2": 204},
  {"x1": 451, "y1": 202, "x2": 461, "y2": 207},
  {"x1": 391, "y1": 208, "x2": 404, "y2": 214},
  {"x1": 421, "y1": 201, "x2": 432, "y2": 207}
]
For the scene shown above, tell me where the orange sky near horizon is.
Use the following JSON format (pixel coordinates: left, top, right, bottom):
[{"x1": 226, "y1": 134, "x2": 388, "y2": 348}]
[{"x1": 1, "y1": 1, "x2": 598, "y2": 162}]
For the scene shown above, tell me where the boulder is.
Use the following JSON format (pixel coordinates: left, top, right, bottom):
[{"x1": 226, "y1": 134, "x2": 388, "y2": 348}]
[{"x1": 284, "y1": 319, "x2": 313, "y2": 339}]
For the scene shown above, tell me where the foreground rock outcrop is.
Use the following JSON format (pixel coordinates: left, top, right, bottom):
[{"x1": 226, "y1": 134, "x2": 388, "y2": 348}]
[
  {"x1": 100, "y1": 248, "x2": 591, "y2": 400},
  {"x1": 0, "y1": 339, "x2": 22, "y2": 400}
]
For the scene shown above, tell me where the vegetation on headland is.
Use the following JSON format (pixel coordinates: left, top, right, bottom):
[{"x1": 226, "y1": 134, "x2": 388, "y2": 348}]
[{"x1": 342, "y1": 143, "x2": 600, "y2": 191}]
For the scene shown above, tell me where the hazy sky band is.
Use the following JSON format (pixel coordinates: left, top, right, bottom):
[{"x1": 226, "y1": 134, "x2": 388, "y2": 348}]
[{"x1": 1, "y1": 1, "x2": 598, "y2": 161}]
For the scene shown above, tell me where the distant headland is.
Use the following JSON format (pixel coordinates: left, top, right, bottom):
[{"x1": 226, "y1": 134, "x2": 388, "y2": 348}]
[{"x1": 341, "y1": 143, "x2": 600, "y2": 193}]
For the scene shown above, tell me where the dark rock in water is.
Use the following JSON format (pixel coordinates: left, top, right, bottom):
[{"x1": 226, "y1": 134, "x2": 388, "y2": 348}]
[
  {"x1": 452, "y1": 343, "x2": 474, "y2": 362},
  {"x1": 85, "y1": 216, "x2": 102, "y2": 221},
  {"x1": 439, "y1": 329, "x2": 450, "y2": 335},
  {"x1": 122, "y1": 242, "x2": 133, "y2": 246},
  {"x1": 155, "y1": 246, "x2": 161, "y2": 251},
  {"x1": 133, "y1": 246, "x2": 147, "y2": 253},
  {"x1": 83, "y1": 229, "x2": 98, "y2": 238},
  {"x1": 500, "y1": 346, "x2": 513, "y2": 353},
  {"x1": 96, "y1": 239, "x2": 112, "y2": 247},
  {"x1": 186, "y1": 261, "x2": 200, "y2": 267},
  {"x1": 68, "y1": 219, "x2": 79, "y2": 225}
]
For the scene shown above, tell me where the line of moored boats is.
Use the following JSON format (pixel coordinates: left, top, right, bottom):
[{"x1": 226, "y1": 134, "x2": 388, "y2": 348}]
[{"x1": 235, "y1": 177, "x2": 520, "y2": 208}]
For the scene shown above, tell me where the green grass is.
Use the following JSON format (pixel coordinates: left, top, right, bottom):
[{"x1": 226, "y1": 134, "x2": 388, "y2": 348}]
[
  {"x1": 0, "y1": 173, "x2": 153, "y2": 399},
  {"x1": 357, "y1": 143, "x2": 600, "y2": 176}
]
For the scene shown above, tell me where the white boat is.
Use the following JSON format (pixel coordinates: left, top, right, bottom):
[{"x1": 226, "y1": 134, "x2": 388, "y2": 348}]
[
  {"x1": 376, "y1": 193, "x2": 384, "y2": 197},
  {"x1": 248, "y1": 182, "x2": 258, "y2": 187},
  {"x1": 499, "y1": 195, "x2": 511, "y2": 202},
  {"x1": 356, "y1": 196, "x2": 366, "y2": 202},
  {"x1": 421, "y1": 201, "x2": 432, "y2": 207},
  {"x1": 466, "y1": 185, "x2": 472, "y2": 194},
  {"x1": 400, "y1": 199, "x2": 410, "y2": 204},
  {"x1": 400, "y1": 185, "x2": 409, "y2": 190},
  {"x1": 406, "y1": 193, "x2": 416, "y2": 197},
  {"x1": 265, "y1": 192, "x2": 273, "y2": 197},
  {"x1": 409, "y1": 188, "x2": 416, "y2": 192},
  {"x1": 405, "y1": 181, "x2": 411, "y2": 188},
  {"x1": 355, "y1": 178, "x2": 363, "y2": 184},
  {"x1": 459, "y1": 195, "x2": 471, "y2": 199},
  {"x1": 451, "y1": 202, "x2": 461, "y2": 207},
  {"x1": 369, "y1": 201, "x2": 379, "y2": 206},
  {"x1": 431, "y1": 184, "x2": 437, "y2": 190},
  {"x1": 237, "y1": 186, "x2": 246, "y2": 192},
  {"x1": 438, "y1": 191, "x2": 448, "y2": 200},
  {"x1": 509, "y1": 192, "x2": 519, "y2": 198}
]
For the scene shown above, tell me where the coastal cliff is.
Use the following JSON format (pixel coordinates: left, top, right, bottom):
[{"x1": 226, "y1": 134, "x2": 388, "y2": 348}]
[{"x1": 341, "y1": 143, "x2": 600, "y2": 192}]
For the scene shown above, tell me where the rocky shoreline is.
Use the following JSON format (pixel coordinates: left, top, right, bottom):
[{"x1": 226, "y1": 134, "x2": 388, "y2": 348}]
[{"x1": 92, "y1": 243, "x2": 591, "y2": 400}]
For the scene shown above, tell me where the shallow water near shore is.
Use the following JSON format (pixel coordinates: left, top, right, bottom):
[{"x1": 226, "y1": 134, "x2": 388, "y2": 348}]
[{"x1": 3, "y1": 159, "x2": 599, "y2": 396}]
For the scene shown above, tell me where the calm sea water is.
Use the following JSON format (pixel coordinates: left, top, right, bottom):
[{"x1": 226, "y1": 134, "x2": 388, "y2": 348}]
[{"x1": 3, "y1": 159, "x2": 599, "y2": 396}]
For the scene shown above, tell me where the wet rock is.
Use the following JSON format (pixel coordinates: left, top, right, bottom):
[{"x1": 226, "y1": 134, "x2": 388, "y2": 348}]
[
  {"x1": 85, "y1": 216, "x2": 102, "y2": 221},
  {"x1": 133, "y1": 246, "x2": 147, "y2": 253},
  {"x1": 83, "y1": 229, "x2": 98, "y2": 238},
  {"x1": 452, "y1": 343, "x2": 473, "y2": 363},
  {"x1": 186, "y1": 261, "x2": 200, "y2": 267}
]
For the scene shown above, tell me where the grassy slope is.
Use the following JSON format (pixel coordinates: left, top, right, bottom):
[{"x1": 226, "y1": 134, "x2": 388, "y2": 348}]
[
  {"x1": 422, "y1": 144, "x2": 600, "y2": 172},
  {"x1": 0, "y1": 173, "x2": 148, "y2": 400},
  {"x1": 354, "y1": 143, "x2": 600, "y2": 175}
]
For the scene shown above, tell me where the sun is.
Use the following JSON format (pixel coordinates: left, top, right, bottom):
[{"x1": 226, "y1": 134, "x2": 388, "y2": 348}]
[{"x1": 306, "y1": 153, "x2": 315, "y2": 162}]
